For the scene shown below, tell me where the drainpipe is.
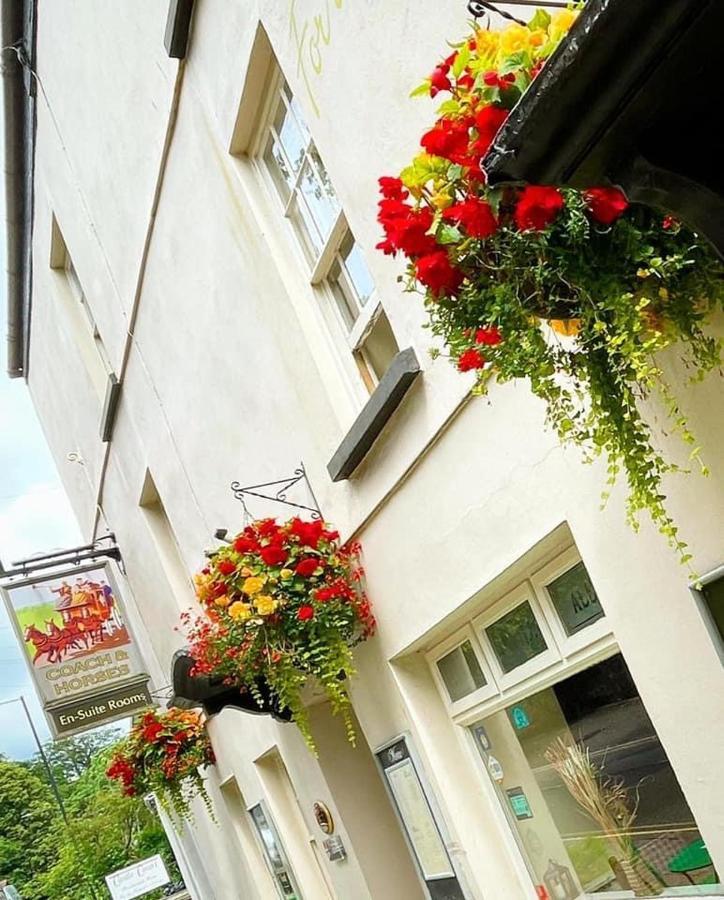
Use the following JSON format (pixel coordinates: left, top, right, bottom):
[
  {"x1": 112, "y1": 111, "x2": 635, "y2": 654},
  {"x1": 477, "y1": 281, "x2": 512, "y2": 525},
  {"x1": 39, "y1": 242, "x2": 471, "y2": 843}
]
[{"x1": 2, "y1": 0, "x2": 36, "y2": 379}]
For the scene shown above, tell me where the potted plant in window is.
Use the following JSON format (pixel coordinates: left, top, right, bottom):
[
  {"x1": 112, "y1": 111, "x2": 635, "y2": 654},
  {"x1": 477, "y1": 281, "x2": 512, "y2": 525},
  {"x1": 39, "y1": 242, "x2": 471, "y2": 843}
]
[
  {"x1": 375, "y1": 8, "x2": 724, "y2": 564},
  {"x1": 106, "y1": 708, "x2": 216, "y2": 825},
  {"x1": 545, "y1": 738, "x2": 664, "y2": 896},
  {"x1": 182, "y1": 517, "x2": 375, "y2": 752}
]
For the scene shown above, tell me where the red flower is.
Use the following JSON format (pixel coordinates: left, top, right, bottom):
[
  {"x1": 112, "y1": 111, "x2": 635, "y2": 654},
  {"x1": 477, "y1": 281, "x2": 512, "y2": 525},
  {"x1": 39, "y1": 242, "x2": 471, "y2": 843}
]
[
  {"x1": 288, "y1": 518, "x2": 325, "y2": 549},
  {"x1": 141, "y1": 722, "x2": 164, "y2": 744},
  {"x1": 482, "y1": 71, "x2": 516, "y2": 90},
  {"x1": 378, "y1": 177, "x2": 407, "y2": 201},
  {"x1": 233, "y1": 535, "x2": 258, "y2": 553},
  {"x1": 472, "y1": 105, "x2": 508, "y2": 158},
  {"x1": 421, "y1": 118, "x2": 472, "y2": 165},
  {"x1": 475, "y1": 326, "x2": 502, "y2": 346},
  {"x1": 297, "y1": 605, "x2": 315, "y2": 622},
  {"x1": 415, "y1": 251, "x2": 463, "y2": 297},
  {"x1": 259, "y1": 544, "x2": 288, "y2": 566},
  {"x1": 514, "y1": 186, "x2": 565, "y2": 231},
  {"x1": 457, "y1": 349, "x2": 486, "y2": 372},
  {"x1": 386, "y1": 209, "x2": 438, "y2": 258},
  {"x1": 662, "y1": 215, "x2": 678, "y2": 231},
  {"x1": 216, "y1": 559, "x2": 236, "y2": 576},
  {"x1": 429, "y1": 64, "x2": 452, "y2": 97},
  {"x1": 256, "y1": 519, "x2": 280, "y2": 538},
  {"x1": 443, "y1": 197, "x2": 498, "y2": 239},
  {"x1": 295, "y1": 558, "x2": 319, "y2": 577},
  {"x1": 584, "y1": 187, "x2": 629, "y2": 226}
]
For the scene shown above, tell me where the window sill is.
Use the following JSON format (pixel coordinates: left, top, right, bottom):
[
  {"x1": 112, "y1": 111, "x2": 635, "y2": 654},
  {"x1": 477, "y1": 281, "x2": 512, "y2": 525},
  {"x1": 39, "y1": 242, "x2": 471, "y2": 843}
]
[{"x1": 327, "y1": 347, "x2": 421, "y2": 482}]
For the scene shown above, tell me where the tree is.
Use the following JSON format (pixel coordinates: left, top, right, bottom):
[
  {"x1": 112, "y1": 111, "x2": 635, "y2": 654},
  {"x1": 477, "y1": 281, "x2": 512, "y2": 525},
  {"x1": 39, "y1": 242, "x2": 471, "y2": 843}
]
[{"x1": 0, "y1": 758, "x2": 60, "y2": 896}]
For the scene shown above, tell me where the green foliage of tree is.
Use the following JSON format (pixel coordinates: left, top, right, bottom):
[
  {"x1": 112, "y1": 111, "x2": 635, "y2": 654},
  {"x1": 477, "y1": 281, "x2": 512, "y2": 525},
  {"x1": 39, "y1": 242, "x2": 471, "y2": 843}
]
[
  {"x1": 0, "y1": 729, "x2": 183, "y2": 900},
  {"x1": 0, "y1": 758, "x2": 60, "y2": 895}
]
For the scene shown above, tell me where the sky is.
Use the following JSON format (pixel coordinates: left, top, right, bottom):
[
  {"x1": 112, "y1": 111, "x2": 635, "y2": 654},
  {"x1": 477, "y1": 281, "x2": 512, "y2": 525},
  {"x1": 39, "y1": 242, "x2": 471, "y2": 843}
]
[{"x1": 0, "y1": 126, "x2": 84, "y2": 758}]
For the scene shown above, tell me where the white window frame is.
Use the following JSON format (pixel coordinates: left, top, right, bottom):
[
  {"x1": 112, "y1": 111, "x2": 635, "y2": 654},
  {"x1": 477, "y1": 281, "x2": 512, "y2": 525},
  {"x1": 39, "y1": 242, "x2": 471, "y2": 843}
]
[
  {"x1": 427, "y1": 625, "x2": 498, "y2": 716},
  {"x1": 529, "y1": 545, "x2": 610, "y2": 658},
  {"x1": 250, "y1": 68, "x2": 396, "y2": 399},
  {"x1": 474, "y1": 581, "x2": 561, "y2": 692}
]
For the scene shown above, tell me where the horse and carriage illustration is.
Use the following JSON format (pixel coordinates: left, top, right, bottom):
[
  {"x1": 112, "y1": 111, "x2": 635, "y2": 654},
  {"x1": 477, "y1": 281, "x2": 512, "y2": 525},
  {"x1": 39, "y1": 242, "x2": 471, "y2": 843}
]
[{"x1": 19, "y1": 573, "x2": 127, "y2": 666}]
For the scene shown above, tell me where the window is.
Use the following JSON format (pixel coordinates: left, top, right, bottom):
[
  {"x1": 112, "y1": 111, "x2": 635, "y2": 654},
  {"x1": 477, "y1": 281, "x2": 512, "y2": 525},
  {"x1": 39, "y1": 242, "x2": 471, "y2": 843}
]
[
  {"x1": 485, "y1": 601, "x2": 548, "y2": 674},
  {"x1": 469, "y1": 654, "x2": 721, "y2": 898},
  {"x1": 248, "y1": 802, "x2": 303, "y2": 900},
  {"x1": 437, "y1": 639, "x2": 487, "y2": 702},
  {"x1": 257, "y1": 76, "x2": 399, "y2": 395},
  {"x1": 139, "y1": 471, "x2": 193, "y2": 611},
  {"x1": 693, "y1": 567, "x2": 724, "y2": 657},
  {"x1": 50, "y1": 217, "x2": 113, "y2": 403}
]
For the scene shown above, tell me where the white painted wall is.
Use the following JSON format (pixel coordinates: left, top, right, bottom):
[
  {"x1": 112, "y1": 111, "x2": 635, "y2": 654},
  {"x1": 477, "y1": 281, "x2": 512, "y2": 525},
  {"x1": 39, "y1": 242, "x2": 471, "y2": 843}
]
[{"x1": 24, "y1": 2, "x2": 724, "y2": 898}]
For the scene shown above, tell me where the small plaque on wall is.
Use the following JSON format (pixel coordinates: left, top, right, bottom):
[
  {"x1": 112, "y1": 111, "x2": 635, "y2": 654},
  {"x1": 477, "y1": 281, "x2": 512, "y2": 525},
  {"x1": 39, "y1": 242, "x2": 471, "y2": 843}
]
[{"x1": 323, "y1": 835, "x2": 347, "y2": 861}]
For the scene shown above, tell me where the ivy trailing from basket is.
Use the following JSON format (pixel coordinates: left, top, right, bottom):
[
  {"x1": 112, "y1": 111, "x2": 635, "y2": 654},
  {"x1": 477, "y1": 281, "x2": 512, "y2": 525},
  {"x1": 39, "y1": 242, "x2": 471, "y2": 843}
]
[
  {"x1": 106, "y1": 708, "x2": 216, "y2": 825},
  {"x1": 183, "y1": 517, "x2": 375, "y2": 752},
  {"x1": 376, "y1": 8, "x2": 724, "y2": 563}
]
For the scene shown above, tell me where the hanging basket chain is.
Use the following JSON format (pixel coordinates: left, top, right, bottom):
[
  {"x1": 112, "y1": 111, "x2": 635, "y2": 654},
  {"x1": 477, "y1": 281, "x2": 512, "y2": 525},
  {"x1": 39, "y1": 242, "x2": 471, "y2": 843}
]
[{"x1": 467, "y1": 1, "x2": 526, "y2": 26}]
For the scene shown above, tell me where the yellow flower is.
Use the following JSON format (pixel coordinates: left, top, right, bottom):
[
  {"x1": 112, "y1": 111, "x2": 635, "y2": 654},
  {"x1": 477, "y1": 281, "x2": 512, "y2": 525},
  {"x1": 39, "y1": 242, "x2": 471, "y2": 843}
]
[
  {"x1": 528, "y1": 29, "x2": 546, "y2": 48},
  {"x1": 280, "y1": 568, "x2": 294, "y2": 580},
  {"x1": 228, "y1": 601, "x2": 252, "y2": 621},
  {"x1": 550, "y1": 9, "x2": 579, "y2": 34},
  {"x1": 500, "y1": 24, "x2": 530, "y2": 55},
  {"x1": 255, "y1": 595, "x2": 279, "y2": 616},
  {"x1": 658, "y1": 288, "x2": 669, "y2": 301},
  {"x1": 243, "y1": 575, "x2": 266, "y2": 596},
  {"x1": 215, "y1": 594, "x2": 231, "y2": 608},
  {"x1": 475, "y1": 28, "x2": 500, "y2": 60},
  {"x1": 240, "y1": 566, "x2": 254, "y2": 577}
]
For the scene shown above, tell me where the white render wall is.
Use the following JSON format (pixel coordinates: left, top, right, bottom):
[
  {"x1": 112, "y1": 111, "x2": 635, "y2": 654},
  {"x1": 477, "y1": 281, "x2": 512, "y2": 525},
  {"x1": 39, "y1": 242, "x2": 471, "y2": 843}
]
[{"x1": 25, "y1": 2, "x2": 724, "y2": 898}]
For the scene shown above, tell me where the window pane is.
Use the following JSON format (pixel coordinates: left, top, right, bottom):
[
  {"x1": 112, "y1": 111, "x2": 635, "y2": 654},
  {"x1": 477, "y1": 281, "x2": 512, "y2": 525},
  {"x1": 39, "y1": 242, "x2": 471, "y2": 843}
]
[
  {"x1": 264, "y1": 136, "x2": 294, "y2": 203},
  {"x1": 437, "y1": 640, "x2": 486, "y2": 702},
  {"x1": 485, "y1": 601, "x2": 547, "y2": 674},
  {"x1": 328, "y1": 258, "x2": 358, "y2": 331},
  {"x1": 298, "y1": 149, "x2": 340, "y2": 242},
  {"x1": 470, "y1": 654, "x2": 716, "y2": 897},
  {"x1": 358, "y1": 309, "x2": 398, "y2": 384},
  {"x1": 341, "y1": 237, "x2": 375, "y2": 306},
  {"x1": 289, "y1": 196, "x2": 323, "y2": 258},
  {"x1": 546, "y1": 562, "x2": 604, "y2": 636},
  {"x1": 274, "y1": 97, "x2": 306, "y2": 175},
  {"x1": 701, "y1": 574, "x2": 724, "y2": 646}
]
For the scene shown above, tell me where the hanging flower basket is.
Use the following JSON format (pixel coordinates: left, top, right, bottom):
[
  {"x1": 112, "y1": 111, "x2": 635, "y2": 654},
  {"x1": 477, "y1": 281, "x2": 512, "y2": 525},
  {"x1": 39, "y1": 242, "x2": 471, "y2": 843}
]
[
  {"x1": 376, "y1": 8, "x2": 724, "y2": 562},
  {"x1": 183, "y1": 517, "x2": 375, "y2": 752},
  {"x1": 106, "y1": 708, "x2": 215, "y2": 824}
]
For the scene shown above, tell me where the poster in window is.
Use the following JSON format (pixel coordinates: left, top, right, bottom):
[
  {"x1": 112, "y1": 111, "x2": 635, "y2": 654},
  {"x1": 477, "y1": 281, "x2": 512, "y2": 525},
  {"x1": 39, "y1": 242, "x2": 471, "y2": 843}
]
[{"x1": 385, "y1": 759, "x2": 454, "y2": 880}]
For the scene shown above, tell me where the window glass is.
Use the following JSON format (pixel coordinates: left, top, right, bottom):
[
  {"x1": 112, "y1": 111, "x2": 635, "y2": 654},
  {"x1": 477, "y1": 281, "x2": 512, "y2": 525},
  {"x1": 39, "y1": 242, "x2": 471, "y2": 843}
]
[
  {"x1": 264, "y1": 137, "x2": 294, "y2": 202},
  {"x1": 298, "y1": 155, "x2": 340, "y2": 244},
  {"x1": 358, "y1": 310, "x2": 398, "y2": 384},
  {"x1": 470, "y1": 654, "x2": 718, "y2": 897},
  {"x1": 249, "y1": 804, "x2": 301, "y2": 900},
  {"x1": 546, "y1": 562, "x2": 604, "y2": 636},
  {"x1": 342, "y1": 237, "x2": 375, "y2": 307},
  {"x1": 485, "y1": 601, "x2": 547, "y2": 673},
  {"x1": 274, "y1": 100, "x2": 306, "y2": 175},
  {"x1": 437, "y1": 640, "x2": 487, "y2": 702},
  {"x1": 701, "y1": 574, "x2": 724, "y2": 646}
]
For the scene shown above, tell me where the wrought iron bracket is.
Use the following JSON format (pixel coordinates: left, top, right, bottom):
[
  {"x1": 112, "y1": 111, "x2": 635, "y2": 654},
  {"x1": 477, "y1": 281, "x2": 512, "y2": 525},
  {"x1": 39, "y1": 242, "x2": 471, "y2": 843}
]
[
  {"x1": 230, "y1": 462, "x2": 322, "y2": 521},
  {"x1": 467, "y1": 1, "x2": 526, "y2": 26},
  {"x1": 0, "y1": 534, "x2": 124, "y2": 582}
]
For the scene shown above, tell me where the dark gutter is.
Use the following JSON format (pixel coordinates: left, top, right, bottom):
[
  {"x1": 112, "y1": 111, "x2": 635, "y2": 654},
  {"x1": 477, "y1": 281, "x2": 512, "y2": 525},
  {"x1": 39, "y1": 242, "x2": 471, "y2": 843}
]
[
  {"x1": 2, "y1": 0, "x2": 36, "y2": 378},
  {"x1": 483, "y1": 0, "x2": 724, "y2": 257}
]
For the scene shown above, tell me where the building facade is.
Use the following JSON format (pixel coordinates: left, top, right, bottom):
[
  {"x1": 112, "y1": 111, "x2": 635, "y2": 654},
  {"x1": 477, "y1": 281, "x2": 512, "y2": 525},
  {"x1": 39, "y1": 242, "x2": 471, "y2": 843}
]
[{"x1": 4, "y1": 1, "x2": 724, "y2": 898}]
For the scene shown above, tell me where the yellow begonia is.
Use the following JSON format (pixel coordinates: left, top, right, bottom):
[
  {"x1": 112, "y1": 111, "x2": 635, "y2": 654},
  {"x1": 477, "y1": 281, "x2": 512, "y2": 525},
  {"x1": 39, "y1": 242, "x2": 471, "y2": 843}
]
[
  {"x1": 280, "y1": 568, "x2": 294, "y2": 580},
  {"x1": 215, "y1": 594, "x2": 231, "y2": 608},
  {"x1": 475, "y1": 28, "x2": 500, "y2": 60},
  {"x1": 193, "y1": 573, "x2": 212, "y2": 601},
  {"x1": 255, "y1": 595, "x2": 279, "y2": 616},
  {"x1": 243, "y1": 575, "x2": 266, "y2": 596},
  {"x1": 551, "y1": 9, "x2": 579, "y2": 34},
  {"x1": 228, "y1": 601, "x2": 252, "y2": 621},
  {"x1": 528, "y1": 29, "x2": 546, "y2": 48},
  {"x1": 500, "y1": 24, "x2": 530, "y2": 55},
  {"x1": 240, "y1": 566, "x2": 253, "y2": 577}
]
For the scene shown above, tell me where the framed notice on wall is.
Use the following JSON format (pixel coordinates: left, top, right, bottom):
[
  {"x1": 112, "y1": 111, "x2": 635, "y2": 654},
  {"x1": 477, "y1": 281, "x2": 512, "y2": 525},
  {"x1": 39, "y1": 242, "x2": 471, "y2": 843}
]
[
  {"x1": 376, "y1": 737, "x2": 468, "y2": 900},
  {"x1": 0, "y1": 562, "x2": 151, "y2": 737}
]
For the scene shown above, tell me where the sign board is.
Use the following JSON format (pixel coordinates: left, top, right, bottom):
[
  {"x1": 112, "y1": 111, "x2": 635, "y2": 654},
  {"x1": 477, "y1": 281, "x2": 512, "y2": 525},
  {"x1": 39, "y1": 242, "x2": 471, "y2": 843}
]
[
  {"x1": 49, "y1": 679, "x2": 153, "y2": 736},
  {"x1": 506, "y1": 786, "x2": 534, "y2": 820},
  {"x1": 0, "y1": 562, "x2": 150, "y2": 737},
  {"x1": 105, "y1": 855, "x2": 169, "y2": 900}
]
